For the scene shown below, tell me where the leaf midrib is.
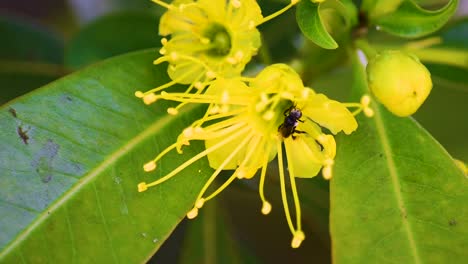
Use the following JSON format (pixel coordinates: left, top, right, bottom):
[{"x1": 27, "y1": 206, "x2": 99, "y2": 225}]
[
  {"x1": 0, "y1": 104, "x2": 199, "y2": 259},
  {"x1": 372, "y1": 104, "x2": 422, "y2": 264}
]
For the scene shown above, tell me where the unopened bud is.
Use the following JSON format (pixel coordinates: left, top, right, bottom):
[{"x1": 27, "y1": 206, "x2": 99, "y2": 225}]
[{"x1": 366, "y1": 50, "x2": 432, "y2": 117}]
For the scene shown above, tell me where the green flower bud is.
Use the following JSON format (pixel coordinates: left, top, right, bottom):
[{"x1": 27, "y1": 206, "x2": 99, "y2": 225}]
[{"x1": 366, "y1": 50, "x2": 432, "y2": 117}]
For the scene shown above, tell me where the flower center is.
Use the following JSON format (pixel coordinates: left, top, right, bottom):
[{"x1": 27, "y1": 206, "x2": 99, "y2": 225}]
[{"x1": 203, "y1": 23, "x2": 232, "y2": 57}]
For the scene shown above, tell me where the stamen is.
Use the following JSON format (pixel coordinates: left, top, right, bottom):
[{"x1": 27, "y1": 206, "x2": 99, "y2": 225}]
[
  {"x1": 231, "y1": 0, "x2": 241, "y2": 8},
  {"x1": 161, "y1": 38, "x2": 168, "y2": 45},
  {"x1": 235, "y1": 51, "x2": 244, "y2": 61},
  {"x1": 144, "y1": 127, "x2": 249, "y2": 190},
  {"x1": 285, "y1": 140, "x2": 303, "y2": 230},
  {"x1": 194, "y1": 128, "x2": 252, "y2": 205},
  {"x1": 277, "y1": 140, "x2": 296, "y2": 235},
  {"x1": 257, "y1": 0, "x2": 300, "y2": 26},
  {"x1": 262, "y1": 201, "x2": 272, "y2": 215},
  {"x1": 143, "y1": 93, "x2": 157, "y2": 105},
  {"x1": 144, "y1": 161, "x2": 157, "y2": 172},
  {"x1": 291, "y1": 231, "x2": 305, "y2": 249},
  {"x1": 322, "y1": 158, "x2": 334, "y2": 180},
  {"x1": 138, "y1": 182, "x2": 148, "y2": 192},
  {"x1": 262, "y1": 110, "x2": 274, "y2": 120},
  {"x1": 206, "y1": 70, "x2": 216, "y2": 79},
  {"x1": 134, "y1": 91, "x2": 144, "y2": 98},
  {"x1": 187, "y1": 207, "x2": 198, "y2": 219},
  {"x1": 151, "y1": 0, "x2": 173, "y2": 10},
  {"x1": 167, "y1": 108, "x2": 178, "y2": 115},
  {"x1": 259, "y1": 142, "x2": 272, "y2": 215}
]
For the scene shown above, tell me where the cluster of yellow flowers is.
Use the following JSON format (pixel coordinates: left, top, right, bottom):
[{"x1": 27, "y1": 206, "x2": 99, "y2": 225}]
[{"x1": 135, "y1": 0, "x2": 373, "y2": 248}]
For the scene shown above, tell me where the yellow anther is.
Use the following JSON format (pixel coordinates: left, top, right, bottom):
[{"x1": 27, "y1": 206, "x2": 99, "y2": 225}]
[
  {"x1": 143, "y1": 93, "x2": 157, "y2": 105},
  {"x1": 226, "y1": 56, "x2": 237, "y2": 64},
  {"x1": 138, "y1": 182, "x2": 148, "y2": 192},
  {"x1": 231, "y1": 0, "x2": 241, "y2": 8},
  {"x1": 221, "y1": 91, "x2": 230, "y2": 104},
  {"x1": 322, "y1": 165, "x2": 333, "y2": 180},
  {"x1": 134, "y1": 91, "x2": 144, "y2": 98},
  {"x1": 161, "y1": 38, "x2": 168, "y2": 45},
  {"x1": 200, "y1": 37, "x2": 210, "y2": 44},
  {"x1": 159, "y1": 47, "x2": 166, "y2": 55},
  {"x1": 263, "y1": 111, "x2": 275, "y2": 120},
  {"x1": 194, "y1": 127, "x2": 205, "y2": 134},
  {"x1": 235, "y1": 51, "x2": 244, "y2": 60},
  {"x1": 364, "y1": 107, "x2": 375, "y2": 117},
  {"x1": 194, "y1": 82, "x2": 204, "y2": 90},
  {"x1": 236, "y1": 169, "x2": 245, "y2": 179},
  {"x1": 261, "y1": 201, "x2": 272, "y2": 215},
  {"x1": 209, "y1": 105, "x2": 220, "y2": 114},
  {"x1": 187, "y1": 207, "x2": 198, "y2": 219},
  {"x1": 248, "y1": 20, "x2": 255, "y2": 30},
  {"x1": 206, "y1": 70, "x2": 216, "y2": 79},
  {"x1": 170, "y1": 52, "x2": 178, "y2": 61},
  {"x1": 291, "y1": 231, "x2": 305, "y2": 248},
  {"x1": 183, "y1": 127, "x2": 194, "y2": 137},
  {"x1": 167, "y1": 107, "x2": 178, "y2": 115},
  {"x1": 143, "y1": 161, "x2": 157, "y2": 172},
  {"x1": 361, "y1": 95, "x2": 371, "y2": 106}
]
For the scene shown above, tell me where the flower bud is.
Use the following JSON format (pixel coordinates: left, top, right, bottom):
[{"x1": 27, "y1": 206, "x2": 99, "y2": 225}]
[{"x1": 366, "y1": 50, "x2": 432, "y2": 117}]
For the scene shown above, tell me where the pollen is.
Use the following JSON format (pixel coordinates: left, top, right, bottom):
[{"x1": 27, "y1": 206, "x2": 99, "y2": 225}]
[
  {"x1": 143, "y1": 161, "x2": 157, "y2": 172},
  {"x1": 187, "y1": 207, "x2": 198, "y2": 219},
  {"x1": 291, "y1": 231, "x2": 305, "y2": 249},
  {"x1": 261, "y1": 201, "x2": 272, "y2": 215},
  {"x1": 231, "y1": 0, "x2": 241, "y2": 8},
  {"x1": 134, "y1": 91, "x2": 144, "y2": 98},
  {"x1": 143, "y1": 93, "x2": 157, "y2": 105},
  {"x1": 138, "y1": 182, "x2": 148, "y2": 192},
  {"x1": 167, "y1": 107, "x2": 178, "y2": 115}
]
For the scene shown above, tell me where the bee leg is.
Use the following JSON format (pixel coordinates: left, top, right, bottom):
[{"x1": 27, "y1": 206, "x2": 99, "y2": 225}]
[{"x1": 283, "y1": 105, "x2": 293, "y2": 116}]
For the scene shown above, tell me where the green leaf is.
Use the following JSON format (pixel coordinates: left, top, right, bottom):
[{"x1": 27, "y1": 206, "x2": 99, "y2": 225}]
[
  {"x1": 375, "y1": 0, "x2": 459, "y2": 38},
  {"x1": 65, "y1": 11, "x2": 161, "y2": 68},
  {"x1": 330, "y1": 51, "x2": 468, "y2": 263},
  {"x1": 0, "y1": 50, "x2": 213, "y2": 263},
  {"x1": 296, "y1": 0, "x2": 338, "y2": 49},
  {"x1": 0, "y1": 16, "x2": 66, "y2": 104}
]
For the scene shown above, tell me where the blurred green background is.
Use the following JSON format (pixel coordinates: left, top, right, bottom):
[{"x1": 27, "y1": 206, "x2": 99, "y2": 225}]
[{"x1": 1, "y1": 0, "x2": 467, "y2": 263}]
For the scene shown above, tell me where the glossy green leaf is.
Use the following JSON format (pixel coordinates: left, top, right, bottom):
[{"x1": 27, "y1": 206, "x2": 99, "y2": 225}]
[
  {"x1": 0, "y1": 16, "x2": 66, "y2": 104},
  {"x1": 0, "y1": 50, "x2": 213, "y2": 263},
  {"x1": 65, "y1": 11, "x2": 161, "y2": 68},
  {"x1": 296, "y1": 0, "x2": 338, "y2": 49},
  {"x1": 330, "y1": 51, "x2": 468, "y2": 263},
  {"x1": 375, "y1": 0, "x2": 459, "y2": 38}
]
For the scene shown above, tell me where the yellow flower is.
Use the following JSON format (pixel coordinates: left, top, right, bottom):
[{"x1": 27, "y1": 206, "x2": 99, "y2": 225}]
[
  {"x1": 135, "y1": 0, "x2": 301, "y2": 107},
  {"x1": 138, "y1": 64, "x2": 371, "y2": 248}
]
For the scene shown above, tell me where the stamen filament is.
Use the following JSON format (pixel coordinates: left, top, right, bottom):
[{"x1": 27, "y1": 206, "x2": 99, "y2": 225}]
[
  {"x1": 151, "y1": 0, "x2": 172, "y2": 10},
  {"x1": 277, "y1": 140, "x2": 296, "y2": 235},
  {"x1": 259, "y1": 142, "x2": 272, "y2": 205},
  {"x1": 257, "y1": 0, "x2": 299, "y2": 26},
  {"x1": 158, "y1": 92, "x2": 251, "y2": 106},
  {"x1": 285, "y1": 142, "x2": 302, "y2": 231},
  {"x1": 195, "y1": 128, "x2": 252, "y2": 201},
  {"x1": 145, "y1": 126, "x2": 249, "y2": 189}
]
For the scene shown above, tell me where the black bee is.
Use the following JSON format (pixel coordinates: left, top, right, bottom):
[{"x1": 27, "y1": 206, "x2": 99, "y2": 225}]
[{"x1": 278, "y1": 105, "x2": 304, "y2": 139}]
